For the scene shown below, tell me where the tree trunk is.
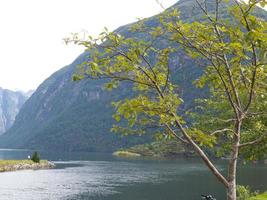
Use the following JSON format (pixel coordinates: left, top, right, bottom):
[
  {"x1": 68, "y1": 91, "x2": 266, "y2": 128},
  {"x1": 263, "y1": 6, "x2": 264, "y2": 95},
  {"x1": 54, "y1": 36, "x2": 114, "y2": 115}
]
[
  {"x1": 227, "y1": 179, "x2": 237, "y2": 200},
  {"x1": 227, "y1": 144, "x2": 238, "y2": 200},
  {"x1": 227, "y1": 120, "x2": 241, "y2": 200}
]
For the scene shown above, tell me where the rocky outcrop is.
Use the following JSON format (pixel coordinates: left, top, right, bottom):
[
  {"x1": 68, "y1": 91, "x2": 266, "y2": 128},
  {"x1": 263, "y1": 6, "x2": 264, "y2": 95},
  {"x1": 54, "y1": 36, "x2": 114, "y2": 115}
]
[{"x1": 0, "y1": 160, "x2": 55, "y2": 172}]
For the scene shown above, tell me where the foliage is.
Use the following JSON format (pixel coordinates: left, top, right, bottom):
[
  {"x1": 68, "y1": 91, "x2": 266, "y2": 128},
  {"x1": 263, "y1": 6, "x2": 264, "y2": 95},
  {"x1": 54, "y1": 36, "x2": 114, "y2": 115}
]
[
  {"x1": 164, "y1": 1, "x2": 267, "y2": 160},
  {"x1": 248, "y1": 191, "x2": 267, "y2": 200},
  {"x1": 31, "y1": 152, "x2": 40, "y2": 163},
  {"x1": 237, "y1": 185, "x2": 258, "y2": 200},
  {"x1": 118, "y1": 140, "x2": 192, "y2": 158},
  {"x1": 66, "y1": 0, "x2": 267, "y2": 199},
  {"x1": 67, "y1": 0, "x2": 267, "y2": 160}
]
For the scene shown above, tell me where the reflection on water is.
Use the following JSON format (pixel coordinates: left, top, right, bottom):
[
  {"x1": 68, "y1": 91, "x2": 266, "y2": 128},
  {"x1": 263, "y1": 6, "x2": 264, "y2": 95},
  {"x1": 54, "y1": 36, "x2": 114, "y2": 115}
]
[{"x1": 0, "y1": 150, "x2": 266, "y2": 200}]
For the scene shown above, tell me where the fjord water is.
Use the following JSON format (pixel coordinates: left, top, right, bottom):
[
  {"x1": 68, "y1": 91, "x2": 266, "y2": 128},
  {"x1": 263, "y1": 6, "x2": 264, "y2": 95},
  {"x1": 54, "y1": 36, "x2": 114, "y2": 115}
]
[{"x1": 0, "y1": 150, "x2": 266, "y2": 200}]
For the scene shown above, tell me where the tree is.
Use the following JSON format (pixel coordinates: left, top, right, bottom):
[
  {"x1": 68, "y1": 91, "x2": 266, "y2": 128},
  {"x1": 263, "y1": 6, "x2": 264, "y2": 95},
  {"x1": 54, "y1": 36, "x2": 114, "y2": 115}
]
[
  {"x1": 66, "y1": 0, "x2": 267, "y2": 199},
  {"x1": 31, "y1": 151, "x2": 40, "y2": 163}
]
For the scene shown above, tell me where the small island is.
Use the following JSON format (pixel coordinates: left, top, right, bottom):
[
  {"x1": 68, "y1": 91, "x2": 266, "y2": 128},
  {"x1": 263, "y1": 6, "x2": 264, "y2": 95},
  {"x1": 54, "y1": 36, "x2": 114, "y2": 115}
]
[
  {"x1": 113, "y1": 140, "x2": 194, "y2": 158},
  {"x1": 113, "y1": 151, "x2": 142, "y2": 157},
  {"x1": 0, "y1": 160, "x2": 55, "y2": 173}
]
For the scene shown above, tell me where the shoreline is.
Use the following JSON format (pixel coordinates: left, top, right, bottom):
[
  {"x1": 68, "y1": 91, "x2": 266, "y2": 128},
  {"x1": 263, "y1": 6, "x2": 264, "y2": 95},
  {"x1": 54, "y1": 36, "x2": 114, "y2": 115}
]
[
  {"x1": 0, "y1": 160, "x2": 55, "y2": 173},
  {"x1": 112, "y1": 140, "x2": 195, "y2": 159}
]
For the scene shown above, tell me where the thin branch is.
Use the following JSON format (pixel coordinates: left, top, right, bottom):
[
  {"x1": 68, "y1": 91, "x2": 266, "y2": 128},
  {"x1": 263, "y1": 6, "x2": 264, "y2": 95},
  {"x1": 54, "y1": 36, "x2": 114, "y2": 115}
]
[
  {"x1": 245, "y1": 112, "x2": 267, "y2": 118},
  {"x1": 211, "y1": 57, "x2": 240, "y2": 118},
  {"x1": 210, "y1": 128, "x2": 234, "y2": 136},
  {"x1": 239, "y1": 133, "x2": 267, "y2": 148},
  {"x1": 162, "y1": 61, "x2": 170, "y2": 93},
  {"x1": 197, "y1": 0, "x2": 243, "y2": 113},
  {"x1": 168, "y1": 21, "x2": 240, "y2": 118},
  {"x1": 85, "y1": 73, "x2": 154, "y2": 87},
  {"x1": 172, "y1": 114, "x2": 229, "y2": 187},
  {"x1": 141, "y1": 52, "x2": 229, "y2": 187},
  {"x1": 141, "y1": 54, "x2": 157, "y2": 80},
  {"x1": 165, "y1": 124, "x2": 189, "y2": 144},
  {"x1": 233, "y1": 0, "x2": 258, "y2": 113}
]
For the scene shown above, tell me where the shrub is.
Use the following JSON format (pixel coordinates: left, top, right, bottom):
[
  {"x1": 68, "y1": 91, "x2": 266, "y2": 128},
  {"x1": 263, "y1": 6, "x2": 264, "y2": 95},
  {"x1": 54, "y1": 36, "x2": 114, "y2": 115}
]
[
  {"x1": 31, "y1": 151, "x2": 40, "y2": 163},
  {"x1": 237, "y1": 185, "x2": 258, "y2": 200}
]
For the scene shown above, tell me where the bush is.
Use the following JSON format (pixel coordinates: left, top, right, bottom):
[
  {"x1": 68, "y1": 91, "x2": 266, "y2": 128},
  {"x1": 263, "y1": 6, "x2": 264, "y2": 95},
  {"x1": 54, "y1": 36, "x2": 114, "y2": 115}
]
[
  {"x1": 31, "y1": 152, "x2": 40, "y2": 163},
  {"x1": 237, "y1": 185, "x2": 258, "y2": 200}
]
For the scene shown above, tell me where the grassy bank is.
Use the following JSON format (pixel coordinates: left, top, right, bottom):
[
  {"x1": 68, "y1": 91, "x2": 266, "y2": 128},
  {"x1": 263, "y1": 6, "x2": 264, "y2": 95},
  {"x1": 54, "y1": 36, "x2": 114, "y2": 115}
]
[
  {"x1": 113, "y1": 151, "x2": 141, "y2": 157},
  {"x1": 0, "y1": 160, "x2": 54, "y2": 172},
  {"x1": 249, "y1": 192, "x2": 267, "y2": 200},
  {"x1": 113, "y1": 140, "x2": 194, "y2": 158}
]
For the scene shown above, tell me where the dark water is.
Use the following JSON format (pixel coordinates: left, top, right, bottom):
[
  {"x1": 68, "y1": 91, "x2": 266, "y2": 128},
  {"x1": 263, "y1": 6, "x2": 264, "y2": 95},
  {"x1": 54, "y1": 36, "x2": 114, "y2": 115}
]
[{"x1": 0, "y1": 149, "x2": 266, "y2": 200}]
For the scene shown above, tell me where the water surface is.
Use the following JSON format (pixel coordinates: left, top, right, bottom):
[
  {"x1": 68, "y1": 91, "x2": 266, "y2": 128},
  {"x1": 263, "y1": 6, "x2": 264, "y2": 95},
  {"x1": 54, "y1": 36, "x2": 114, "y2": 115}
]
[{"x1": 0, "y1": 149, "x2": 266, "y2": 200}]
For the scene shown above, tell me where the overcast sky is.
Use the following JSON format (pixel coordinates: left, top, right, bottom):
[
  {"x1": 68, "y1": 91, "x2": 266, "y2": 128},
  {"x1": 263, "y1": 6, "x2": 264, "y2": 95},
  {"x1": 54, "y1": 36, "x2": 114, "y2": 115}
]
[{"x1": 0, "y1": 0, "x2": 178, "y2": 91}]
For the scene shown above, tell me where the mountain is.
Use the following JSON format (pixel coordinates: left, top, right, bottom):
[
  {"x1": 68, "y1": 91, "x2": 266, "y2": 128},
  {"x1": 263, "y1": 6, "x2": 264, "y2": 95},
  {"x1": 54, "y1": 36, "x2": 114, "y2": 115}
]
[
  {"x1": 0, "y1": 0, "x2": 266, "y2": 152},
  {"x1": 0, "y1": 88, "x2": 30, "y2": 135},
  {"x1": 22, "y1": 90, "x2": 35, "y2": 98}
]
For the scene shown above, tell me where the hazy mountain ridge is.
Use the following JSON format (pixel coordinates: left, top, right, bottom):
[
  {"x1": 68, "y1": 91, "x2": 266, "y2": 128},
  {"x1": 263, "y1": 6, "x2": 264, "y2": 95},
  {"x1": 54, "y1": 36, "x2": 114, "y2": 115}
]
[
  {"x1": 0, "y1": 0, "x2": 266, "y2": 152},
  {"x1": 0, "y1": 87, "x2": 30, "y2": 135}
]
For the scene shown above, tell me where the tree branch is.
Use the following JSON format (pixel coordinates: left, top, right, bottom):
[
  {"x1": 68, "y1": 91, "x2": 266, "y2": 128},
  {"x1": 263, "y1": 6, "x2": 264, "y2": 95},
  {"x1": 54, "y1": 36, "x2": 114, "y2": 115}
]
[
  {"x1": 210, "y1": 128, "x2": 234, "y2": 136},
  {"x1": 165, "y1": 124, "x2": 189, "y2": 144},
  {"x1": 239, "y1": 133, "x2": 267, "y2": 148}
]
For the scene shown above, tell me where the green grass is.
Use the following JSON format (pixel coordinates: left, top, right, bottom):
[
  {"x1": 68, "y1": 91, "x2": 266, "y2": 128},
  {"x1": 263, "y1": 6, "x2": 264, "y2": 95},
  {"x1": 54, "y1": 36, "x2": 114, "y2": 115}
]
[
  {"x1": 117, "y1": 140, "x2": 193, "y2": 158},
  {"x1": 0, "y1": 160, "x2": 49, "y2": 172},
  {"x1": 113, "y1": 151, "x2": 141, "y2": 157},
  {"x1": 249, "y1": 192, "x2": 267, "y2": 200},
  {"x1": 0, "y1": 160, "x2": 47, "y2": 166}
]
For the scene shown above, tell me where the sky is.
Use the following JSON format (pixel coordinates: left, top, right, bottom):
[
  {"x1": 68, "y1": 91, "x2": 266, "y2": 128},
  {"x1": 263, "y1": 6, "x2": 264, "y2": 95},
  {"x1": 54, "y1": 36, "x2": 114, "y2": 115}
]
[{"x1": 0, "y1": 0, "x2": 178, "y2": 91}]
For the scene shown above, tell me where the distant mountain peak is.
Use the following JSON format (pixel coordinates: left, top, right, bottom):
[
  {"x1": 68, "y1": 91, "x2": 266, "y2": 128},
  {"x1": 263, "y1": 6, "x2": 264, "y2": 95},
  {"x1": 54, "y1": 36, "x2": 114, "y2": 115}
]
[{"x1": 0, "y1": 87, "x2": 30, "y2": 135}]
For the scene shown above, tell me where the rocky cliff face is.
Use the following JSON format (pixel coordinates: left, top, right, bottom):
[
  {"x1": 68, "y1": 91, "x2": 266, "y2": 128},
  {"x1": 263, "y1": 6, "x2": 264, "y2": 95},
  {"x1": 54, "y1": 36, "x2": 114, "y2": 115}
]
[{"x1": 0, "y1": 88, "x2": 29, "y2": 135}]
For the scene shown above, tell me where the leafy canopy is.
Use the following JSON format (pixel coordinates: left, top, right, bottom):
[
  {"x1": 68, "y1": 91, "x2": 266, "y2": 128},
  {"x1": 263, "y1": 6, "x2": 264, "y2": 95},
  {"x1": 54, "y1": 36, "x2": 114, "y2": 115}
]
[{"x1": 66, "y1": 0, "x2": 267, "y2": 160}]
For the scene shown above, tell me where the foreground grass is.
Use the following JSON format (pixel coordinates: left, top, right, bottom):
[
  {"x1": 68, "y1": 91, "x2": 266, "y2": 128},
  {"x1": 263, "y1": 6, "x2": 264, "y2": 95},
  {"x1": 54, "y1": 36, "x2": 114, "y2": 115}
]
[
  {"x1": 0, "y1": 160, "x2": 53, "y2": 172},
  {"x1": 249, "y1": 192, "x2": 267, "y2": 200}
]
